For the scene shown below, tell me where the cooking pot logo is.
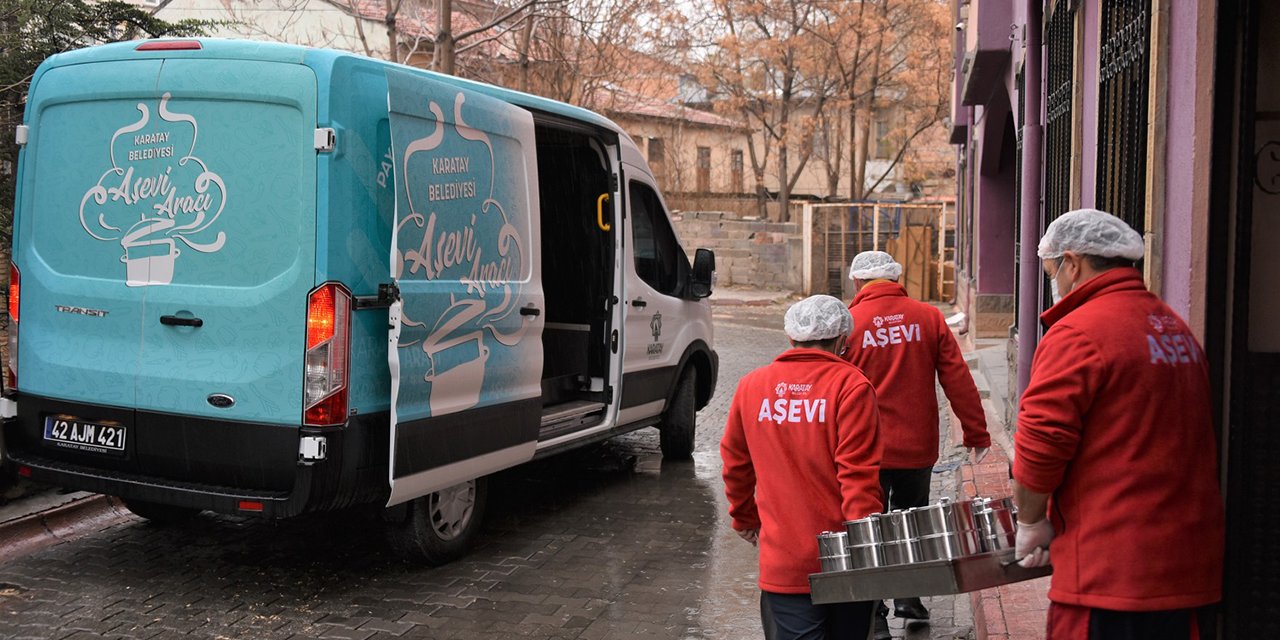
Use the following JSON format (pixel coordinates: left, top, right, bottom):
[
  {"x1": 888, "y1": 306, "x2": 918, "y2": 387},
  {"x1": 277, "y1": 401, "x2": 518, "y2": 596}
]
[{"x1": 79, "y1": 93, "x2": 227, "y2": 287}]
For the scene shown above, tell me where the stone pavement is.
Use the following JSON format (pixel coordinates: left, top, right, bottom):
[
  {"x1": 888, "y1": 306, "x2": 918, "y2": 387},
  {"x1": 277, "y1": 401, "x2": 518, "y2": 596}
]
[
  {"x1": 955, "y1": 338, "x2": 1052, "y2": 640},
  {"x1": 0, "y1": 288, "x2": 1049, "y2": 639}
]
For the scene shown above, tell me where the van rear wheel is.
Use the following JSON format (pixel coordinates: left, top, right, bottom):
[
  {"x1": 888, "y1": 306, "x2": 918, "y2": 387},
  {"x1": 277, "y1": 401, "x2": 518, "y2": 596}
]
[
  {"x1": 660, "y1": 369, "x2": 697, "y2": 460},
  {"x1": 385, "y1": 477, "x2": 488, "y2": 565},
  {"x1": 123, "y1": 499, "x2": 200, "y2": 525}
]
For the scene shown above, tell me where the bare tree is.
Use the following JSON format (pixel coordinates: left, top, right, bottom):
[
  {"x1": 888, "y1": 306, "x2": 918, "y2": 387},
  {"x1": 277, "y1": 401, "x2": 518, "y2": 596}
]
[{"x1": 701, "y1": 0, "x2": 838, "y2": 220}]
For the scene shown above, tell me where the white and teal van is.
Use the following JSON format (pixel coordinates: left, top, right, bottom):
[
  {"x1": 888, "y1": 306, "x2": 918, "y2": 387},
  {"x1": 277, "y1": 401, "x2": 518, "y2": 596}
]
[{"x1": 3, "y1": 39, "x2": 718, "y2": 563}]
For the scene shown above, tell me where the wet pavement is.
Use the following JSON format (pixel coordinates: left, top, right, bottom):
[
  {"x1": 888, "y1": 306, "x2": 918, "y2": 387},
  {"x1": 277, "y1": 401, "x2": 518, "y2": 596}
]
[{"x1": 0, "y1": 301, "x2": 978, "y2": 639}]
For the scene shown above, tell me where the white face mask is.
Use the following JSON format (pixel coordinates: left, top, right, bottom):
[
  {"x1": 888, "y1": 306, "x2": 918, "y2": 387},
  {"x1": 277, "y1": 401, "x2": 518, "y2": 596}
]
[{"x1": 1050, "y1": 277, "x2": 1062, "y2": 304}]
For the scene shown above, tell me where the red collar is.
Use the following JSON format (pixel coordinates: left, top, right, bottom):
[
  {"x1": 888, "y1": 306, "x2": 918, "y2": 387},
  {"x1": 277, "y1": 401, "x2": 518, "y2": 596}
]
[
  {"x1": 851, "y1": 281, "x2": 908, "y2": 306},
  {"x1": 1040, "y1": 267, "x2": 1147, "y2": 328},
  {"x1": 775, "y1": 348, "x2": 850, "y2": 365}
]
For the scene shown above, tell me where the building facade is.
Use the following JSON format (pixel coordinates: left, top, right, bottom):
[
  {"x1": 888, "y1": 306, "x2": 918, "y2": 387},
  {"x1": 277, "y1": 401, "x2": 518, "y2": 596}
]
[{"x1": 952, "y1": 0, "x2": 1280, "y2": 634}]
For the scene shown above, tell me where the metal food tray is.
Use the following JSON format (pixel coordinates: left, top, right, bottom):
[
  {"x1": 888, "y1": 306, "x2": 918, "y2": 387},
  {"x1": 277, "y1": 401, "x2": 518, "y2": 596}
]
[{"x1": 809, "y1": 549, "x2": 1052, "y2": 605}]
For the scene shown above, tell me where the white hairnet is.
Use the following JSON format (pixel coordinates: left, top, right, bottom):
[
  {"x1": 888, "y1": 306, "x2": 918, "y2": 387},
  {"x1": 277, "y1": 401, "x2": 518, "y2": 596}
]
[
  {"x1": 848, "y1": 251, "x2": 903, "y2": 280},
  {"x1": 1037, "y1": 208, "x2": 1145, "y2": 261},
  {"x1": 784, "y1": 295, "x2": 853, "y2": 342}
]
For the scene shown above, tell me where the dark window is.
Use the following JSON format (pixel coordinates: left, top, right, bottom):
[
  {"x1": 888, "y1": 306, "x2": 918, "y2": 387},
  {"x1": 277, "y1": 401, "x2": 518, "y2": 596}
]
[
  {"x1": 648, "y1": 137, "x2": 665, "y2": 165},
  {"x1": 697, "y1": 146, "x2": 711, "y2": 192},
  {"x1": 731, "y1": 149, "x2": 744, "y2": 193},
  {"x1": 1095, "y1": 0, "x2": 1150, "y2": 234},
  {"x1": 1044, "y1": 1, "x2": 1077, "y2": 224},
  {"x1": 630, "y1": 181, "x2": 687, "y2": 296}
]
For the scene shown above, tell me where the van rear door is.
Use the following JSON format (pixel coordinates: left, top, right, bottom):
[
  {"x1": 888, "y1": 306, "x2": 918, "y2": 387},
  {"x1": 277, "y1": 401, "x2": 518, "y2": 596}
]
[
  {"x1": 385, "y1": 69, "x2": 544, "y2": 505},
  {"x1": 17, "y1": 58, "x2": 317, "y2": 425}
]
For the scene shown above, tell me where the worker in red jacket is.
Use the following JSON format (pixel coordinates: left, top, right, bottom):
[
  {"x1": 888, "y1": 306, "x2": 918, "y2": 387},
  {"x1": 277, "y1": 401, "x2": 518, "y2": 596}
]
[
  {"x1": 1013, "y1": 209, "x2": 1224, "y2": 639},
  {"x1": 721, "y1": 294, "x2": 883, "y2": 640},
  {"x1": 842, "y1": 250, "x2": 990, "y2": 634}
]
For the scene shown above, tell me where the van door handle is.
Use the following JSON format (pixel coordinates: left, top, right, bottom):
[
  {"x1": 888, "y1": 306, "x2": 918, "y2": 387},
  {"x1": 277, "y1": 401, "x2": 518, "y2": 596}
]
[
  {"x1": 519, "y1": 305, "x2": 541, "y2": 317},
  {"x1": 160, "y1": 315, "x2": 204, "y2": 328},
  {"x1": 631, "y1": 298, "x2": 647, "y2": 308}
]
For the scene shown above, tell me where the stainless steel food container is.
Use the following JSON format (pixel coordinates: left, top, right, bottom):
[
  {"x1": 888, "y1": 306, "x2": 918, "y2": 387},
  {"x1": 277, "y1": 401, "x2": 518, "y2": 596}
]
[
  {"x1": 820, "y1": 553, "x2": 853, "y2": 572},
  {"x1": 848, "y1": 542, "x2": 883, "y2": 569},
  {"x1": 817, "y1": 531, "x2": 849, "y2": 557},
  {"x1": 973, "y1": 501, "x2": 1016, "y2": 551},
  {"x1": 844, "y1": 517, "x2": 881, "y2": 546},
  {"x1": 876, "y1": 510, "x2": 915, "y2": 542},
  {"x1": 916, "y1": 532, "x2": 967, "y2": 561},
  {"x1": 958, "y1": 528, "x2": 986, "y2": 555},
  {"x1": 910, "y1": 502, "x2": 973, "y2": 536},
  {"x1": 880, "y1": 539, "x2": 915, "y2": 566}
]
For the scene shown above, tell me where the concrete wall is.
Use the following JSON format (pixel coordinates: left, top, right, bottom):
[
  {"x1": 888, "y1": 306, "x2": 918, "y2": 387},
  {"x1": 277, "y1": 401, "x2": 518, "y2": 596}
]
[{"x1": 672, "y1": 213, "x2": 801, "y2": 292}]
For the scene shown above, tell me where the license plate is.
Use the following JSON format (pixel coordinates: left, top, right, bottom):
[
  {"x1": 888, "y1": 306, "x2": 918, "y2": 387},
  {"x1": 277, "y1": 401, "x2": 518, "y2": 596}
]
[{"x1": 43, "y1": 415, "x2": 127, "y2": 455}]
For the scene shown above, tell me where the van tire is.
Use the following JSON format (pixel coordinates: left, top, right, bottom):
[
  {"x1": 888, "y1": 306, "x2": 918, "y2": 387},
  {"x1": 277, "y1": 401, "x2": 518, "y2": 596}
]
[
  {"x1": 385, "y1": 477, "x2": 488, "y2": 565},
  {"x1": 123, "y1": 499, "x2": 200, "y2": 525},
  {"x1": 660, "y1": 369, "x2": 697, "y2": 460}
]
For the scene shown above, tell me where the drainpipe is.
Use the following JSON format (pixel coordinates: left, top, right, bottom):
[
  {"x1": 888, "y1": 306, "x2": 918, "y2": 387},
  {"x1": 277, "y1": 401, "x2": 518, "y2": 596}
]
[{"x1": 1016, "y1": 0, "x2": 1044, "y2": 398}]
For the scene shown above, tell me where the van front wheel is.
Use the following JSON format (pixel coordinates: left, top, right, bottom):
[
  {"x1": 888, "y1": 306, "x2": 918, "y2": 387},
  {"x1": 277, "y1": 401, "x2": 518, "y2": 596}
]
[
  {"x1": 385, "y1": 477, "x2": 488, "y2": 565},
  {"x1": 660, "y1": 369, "x2": 697, "y2": 460}
]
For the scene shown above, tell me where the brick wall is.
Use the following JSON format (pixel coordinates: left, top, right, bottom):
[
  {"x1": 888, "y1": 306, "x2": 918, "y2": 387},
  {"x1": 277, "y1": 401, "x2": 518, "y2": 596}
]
[{"x1": 673, "y1": 212, "x2": 802, "y2": 292}]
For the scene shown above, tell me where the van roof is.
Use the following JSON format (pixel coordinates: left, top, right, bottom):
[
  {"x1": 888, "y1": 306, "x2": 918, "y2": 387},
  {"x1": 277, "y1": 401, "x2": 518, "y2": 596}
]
[{"x1": 38, "y1": 38, "x2": 631, "y2": 140}]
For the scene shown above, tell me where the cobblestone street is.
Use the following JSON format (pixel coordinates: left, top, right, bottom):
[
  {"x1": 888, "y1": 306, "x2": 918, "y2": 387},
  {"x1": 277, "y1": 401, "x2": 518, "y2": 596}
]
[{"x1": 0, "y1": 307, "x2": 977, "y2": 639}]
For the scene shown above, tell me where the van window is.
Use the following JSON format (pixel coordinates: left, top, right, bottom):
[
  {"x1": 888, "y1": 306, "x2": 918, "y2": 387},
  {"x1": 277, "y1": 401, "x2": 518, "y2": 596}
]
[{"x1": 630, "y1": 181, "x2": 686, "y2": 296}]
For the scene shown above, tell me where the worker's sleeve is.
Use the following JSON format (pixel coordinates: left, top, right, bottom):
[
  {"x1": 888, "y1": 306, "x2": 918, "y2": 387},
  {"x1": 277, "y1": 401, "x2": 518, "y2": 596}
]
[
  {"x1": 720, "y1": 384, "x2": 761, "y2": 532},
  {"x1": 1013, "y1": 325, "x2": 1105, "y2": 494},
  {"x1": 934, "y1": 310, "x2": 991, "y2": 449},
  {"x1": 833, "y1": 379, "x2": 884, "y2": 520}
]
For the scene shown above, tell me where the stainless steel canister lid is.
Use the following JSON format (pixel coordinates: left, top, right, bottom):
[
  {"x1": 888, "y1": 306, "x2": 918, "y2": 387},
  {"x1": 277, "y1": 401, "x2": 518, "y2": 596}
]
[{"x1": 844, "y1": 517, "x2": 881, "y2": 546}]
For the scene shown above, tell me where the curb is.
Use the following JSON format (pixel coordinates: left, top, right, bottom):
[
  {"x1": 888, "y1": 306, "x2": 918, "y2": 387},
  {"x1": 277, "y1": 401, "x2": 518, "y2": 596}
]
[{"x1": 0, "y1": 495, "x2": 133, "y2": 564}]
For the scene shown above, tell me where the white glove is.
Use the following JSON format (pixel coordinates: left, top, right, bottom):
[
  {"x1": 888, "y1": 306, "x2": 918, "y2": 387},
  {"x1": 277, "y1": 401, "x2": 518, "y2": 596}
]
[
  {"x1": 971, "y1": 447, "x2": 989, "y2": 464},
  {"x1": 1015, "y1": 518, "x2": 1054, "y2": 568}
]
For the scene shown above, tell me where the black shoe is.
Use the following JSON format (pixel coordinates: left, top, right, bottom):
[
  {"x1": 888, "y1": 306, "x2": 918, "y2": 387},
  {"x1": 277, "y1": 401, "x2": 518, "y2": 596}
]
[
  {"x1": 872, "y1": 610, "x2": 892, "y2": 640},
  {"x1": 893, "y1": 597, "x2": 930, "y2": 620}
]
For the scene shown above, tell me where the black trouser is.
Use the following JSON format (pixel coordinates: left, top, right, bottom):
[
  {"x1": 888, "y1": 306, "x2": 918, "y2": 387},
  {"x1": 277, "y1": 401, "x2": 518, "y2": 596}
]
[
  {"x1": 879, "y1": 467, "x2": 932, "y2": 512},
  {"x1": 1048, "y1": 602, "x2": 1204, "y2": 639},
  {"x1": 761, "y1": 591, "x2": 874, "y2": 640},
  {"x1": 878, "y1": 467, "x2": 933, "y2": 620}
]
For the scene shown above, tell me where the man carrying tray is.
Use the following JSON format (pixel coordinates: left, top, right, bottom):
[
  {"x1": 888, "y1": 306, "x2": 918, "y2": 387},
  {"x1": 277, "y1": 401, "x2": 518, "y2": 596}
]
[
  {"x1": 1013, "y1": 209, "x2": 1224, "y2": 639},
  {"x1": 842, "y1": 250, "x2": 992, "y2": 637},
  {"x1": 721, "y1": 295, "x2": 884, "y2": 640}
]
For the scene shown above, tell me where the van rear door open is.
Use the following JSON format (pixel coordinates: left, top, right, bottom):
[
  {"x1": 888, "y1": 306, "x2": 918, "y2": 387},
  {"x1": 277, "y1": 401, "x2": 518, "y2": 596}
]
[{"x1": 385, "y1": 69, "x2": 544, "y2": 505}]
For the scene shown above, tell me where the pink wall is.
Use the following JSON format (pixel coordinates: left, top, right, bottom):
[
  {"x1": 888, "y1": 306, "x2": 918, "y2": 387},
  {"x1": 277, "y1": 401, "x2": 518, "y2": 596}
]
[
  {"x1": 1160, "y1": 0, "x2": 1209, "y2": 320},
  {"x1": 1079, "y1": 0, "x2": 1100, "y2": 206}
]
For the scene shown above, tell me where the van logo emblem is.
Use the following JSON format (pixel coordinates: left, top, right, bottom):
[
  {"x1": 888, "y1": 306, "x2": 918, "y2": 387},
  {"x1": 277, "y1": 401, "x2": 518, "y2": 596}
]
[
  {"x1": 79, "y1": 92, "x2": 228, "y2": 288},
  {"x1": 206, "y1": 394, "x2": 235, "y2": 409},
  {"x1": 55, "y1": 305, "x2": 108, "y2": 318},
  {"x1": 651, "y1": 312, "x2": 663, "y2": 341}
]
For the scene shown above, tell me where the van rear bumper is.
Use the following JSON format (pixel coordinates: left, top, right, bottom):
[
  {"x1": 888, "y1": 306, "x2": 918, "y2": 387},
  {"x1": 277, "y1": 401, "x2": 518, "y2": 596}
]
[{"x1": 2, "y1": 394, "x2": 389, "y2": 518}]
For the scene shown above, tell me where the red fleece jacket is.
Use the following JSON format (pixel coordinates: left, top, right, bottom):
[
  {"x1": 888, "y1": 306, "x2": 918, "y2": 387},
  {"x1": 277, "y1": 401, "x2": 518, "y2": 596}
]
[
  {"x1": 844, "y1": 282, "x2": 990, "y2": 469},
  {"x1": 1014, "y1": 268, "x2": 1224, "y2": 611},
  {"x1": 720, "y1": 349, "x2": 883, "y2": 594}
]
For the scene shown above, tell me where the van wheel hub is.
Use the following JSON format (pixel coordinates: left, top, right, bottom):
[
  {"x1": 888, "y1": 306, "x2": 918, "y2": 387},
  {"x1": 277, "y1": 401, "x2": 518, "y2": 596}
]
[{"x1": 428, "y1": 481, "x2": 476, "y2": 541}]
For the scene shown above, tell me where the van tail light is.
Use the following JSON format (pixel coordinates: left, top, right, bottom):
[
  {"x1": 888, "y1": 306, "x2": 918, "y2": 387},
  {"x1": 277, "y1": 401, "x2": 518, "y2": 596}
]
[
  {"x1": 7, "y1": 262, "x2": 18, "y2": 392},
  {"x1": 303, "y1": 283, "x2": 350, "y2": 426}
]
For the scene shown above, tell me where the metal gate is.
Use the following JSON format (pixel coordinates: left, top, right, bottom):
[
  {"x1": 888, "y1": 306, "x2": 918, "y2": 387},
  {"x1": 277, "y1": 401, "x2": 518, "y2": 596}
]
[
  {"x1": 1095, "y1": 0, "x2": 1152, "y2": 233},
  {"x1": 802, "y1": 202, "x2": 950, "y2": 301}
]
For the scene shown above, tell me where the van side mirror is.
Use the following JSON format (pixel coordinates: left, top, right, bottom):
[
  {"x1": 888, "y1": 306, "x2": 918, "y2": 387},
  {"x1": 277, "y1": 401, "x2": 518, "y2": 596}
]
[{"x1": 690, "y1": 248, "x2": 715, "y2": 299}]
